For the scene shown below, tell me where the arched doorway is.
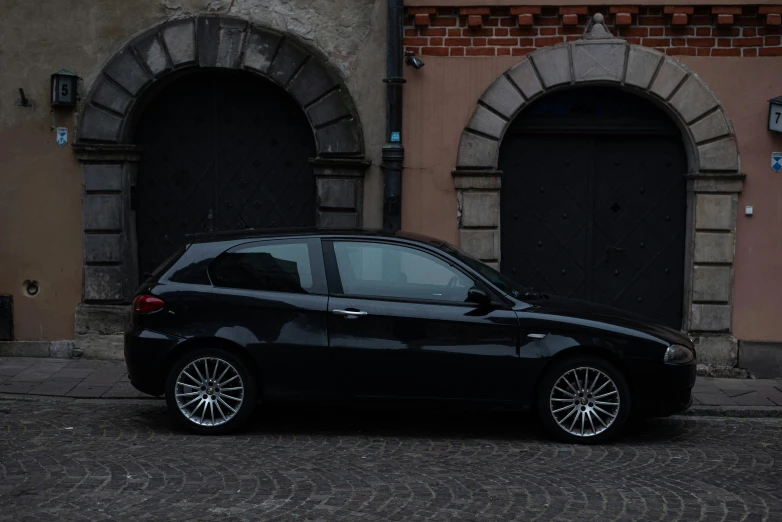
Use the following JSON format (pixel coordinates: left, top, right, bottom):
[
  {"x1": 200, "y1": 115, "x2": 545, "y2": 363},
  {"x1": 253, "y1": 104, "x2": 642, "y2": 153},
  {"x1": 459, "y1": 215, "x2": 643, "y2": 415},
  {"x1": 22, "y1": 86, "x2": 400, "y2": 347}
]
[
  {"x1": 134, "y1": 70, "x2": 316, "y2": 276},
  {"x1": 498, "y1": 86, "x2": 687, "y2": 328}
]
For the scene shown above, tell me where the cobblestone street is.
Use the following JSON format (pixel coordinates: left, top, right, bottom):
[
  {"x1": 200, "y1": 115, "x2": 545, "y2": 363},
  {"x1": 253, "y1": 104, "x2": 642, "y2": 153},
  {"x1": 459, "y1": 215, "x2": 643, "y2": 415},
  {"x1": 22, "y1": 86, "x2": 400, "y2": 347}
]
[{"x1": 1, "y1": 395, "x2": 780, "y2": 521}]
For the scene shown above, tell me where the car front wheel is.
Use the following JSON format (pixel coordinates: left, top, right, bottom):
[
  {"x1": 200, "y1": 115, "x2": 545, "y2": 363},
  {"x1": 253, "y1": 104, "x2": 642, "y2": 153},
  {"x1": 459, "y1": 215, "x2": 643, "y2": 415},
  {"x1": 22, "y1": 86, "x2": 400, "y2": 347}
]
[
  {"x1": 537, "y1": 356, "x2": 631, "y2": 444},
  {"x1": 165, "y1": 348, "x2": 256, "y2": 434}
]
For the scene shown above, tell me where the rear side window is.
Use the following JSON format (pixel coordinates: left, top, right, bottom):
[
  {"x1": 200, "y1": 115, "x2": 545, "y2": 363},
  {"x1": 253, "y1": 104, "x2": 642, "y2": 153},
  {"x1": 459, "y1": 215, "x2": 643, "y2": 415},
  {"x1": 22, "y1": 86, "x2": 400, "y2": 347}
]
[{"x1": 209, "y1": 240, "x2": 325, "y2": 294}]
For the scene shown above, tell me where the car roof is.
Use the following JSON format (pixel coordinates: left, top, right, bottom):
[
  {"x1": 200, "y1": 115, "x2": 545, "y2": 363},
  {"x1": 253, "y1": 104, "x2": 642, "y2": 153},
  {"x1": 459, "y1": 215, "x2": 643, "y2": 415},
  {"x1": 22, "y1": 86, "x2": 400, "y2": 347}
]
[{"x1": 185, "y1": 228, "x2": 447, "y2": 247}]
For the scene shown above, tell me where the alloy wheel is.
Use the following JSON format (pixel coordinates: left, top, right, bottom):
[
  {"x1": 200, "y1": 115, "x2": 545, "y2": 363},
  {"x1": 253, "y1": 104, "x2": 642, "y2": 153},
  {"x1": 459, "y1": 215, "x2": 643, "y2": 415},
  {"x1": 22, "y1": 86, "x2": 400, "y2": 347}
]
[
  {"x1": 174, "y1": 357, "x2": 244, "y2": 427},
  {"x1": 549, "y1": 366, "x2": 620, "y2": 438}
]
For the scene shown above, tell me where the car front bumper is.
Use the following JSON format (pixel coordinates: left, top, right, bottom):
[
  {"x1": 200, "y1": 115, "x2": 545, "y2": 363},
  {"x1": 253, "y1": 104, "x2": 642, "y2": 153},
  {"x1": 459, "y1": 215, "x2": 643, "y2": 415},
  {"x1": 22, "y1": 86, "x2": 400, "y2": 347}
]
[{"x1": 627, "y1": 358, "x2": 697, "y2": 418}]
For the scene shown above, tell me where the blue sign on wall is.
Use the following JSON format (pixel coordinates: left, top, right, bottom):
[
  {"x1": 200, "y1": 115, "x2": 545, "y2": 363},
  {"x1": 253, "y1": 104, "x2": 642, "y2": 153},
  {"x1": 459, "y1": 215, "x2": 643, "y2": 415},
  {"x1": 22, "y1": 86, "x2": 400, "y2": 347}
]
[{"x1": 390, "y1": 131, "x2": 400, "y2": 143}]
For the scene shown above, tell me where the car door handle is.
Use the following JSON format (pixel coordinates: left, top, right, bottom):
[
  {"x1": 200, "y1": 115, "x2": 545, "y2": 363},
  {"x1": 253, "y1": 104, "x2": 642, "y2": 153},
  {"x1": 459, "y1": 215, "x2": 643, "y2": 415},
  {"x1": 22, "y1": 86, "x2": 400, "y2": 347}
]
[
  {"x1": 527, "y1": 333, "x2": 547, "y2": 339},
  {"x1": 332, "y1": 309, "x2": 368, "y2": 318}
]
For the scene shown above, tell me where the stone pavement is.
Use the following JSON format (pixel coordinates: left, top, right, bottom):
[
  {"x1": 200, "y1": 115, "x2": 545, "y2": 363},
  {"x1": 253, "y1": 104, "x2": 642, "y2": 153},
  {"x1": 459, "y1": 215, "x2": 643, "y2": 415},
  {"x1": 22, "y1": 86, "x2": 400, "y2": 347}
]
[
  {"x1": 1, "y1": 356, "x2": 781, "y2": 415},
  {"x1": 1, "y1": 395, "x2": 781, "y2": 521}
]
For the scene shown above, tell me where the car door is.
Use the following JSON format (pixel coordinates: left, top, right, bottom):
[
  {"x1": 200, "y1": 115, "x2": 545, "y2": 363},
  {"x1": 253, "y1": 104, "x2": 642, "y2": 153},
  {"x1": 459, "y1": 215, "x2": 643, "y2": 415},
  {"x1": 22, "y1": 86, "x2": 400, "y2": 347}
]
[
  {"x1": 323, "y1": 239, "x2": 521, "y2": 402},
  {"x1": 207, "y1": 237, "x2": 338, "y2": 401}
]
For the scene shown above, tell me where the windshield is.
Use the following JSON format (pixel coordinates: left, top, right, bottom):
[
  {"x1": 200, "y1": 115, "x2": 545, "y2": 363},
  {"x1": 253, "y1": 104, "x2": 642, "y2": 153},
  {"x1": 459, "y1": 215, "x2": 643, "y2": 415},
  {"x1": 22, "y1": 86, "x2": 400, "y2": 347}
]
[{"x1": 439, "y1": 242, "x2": 536, "y2": 299}]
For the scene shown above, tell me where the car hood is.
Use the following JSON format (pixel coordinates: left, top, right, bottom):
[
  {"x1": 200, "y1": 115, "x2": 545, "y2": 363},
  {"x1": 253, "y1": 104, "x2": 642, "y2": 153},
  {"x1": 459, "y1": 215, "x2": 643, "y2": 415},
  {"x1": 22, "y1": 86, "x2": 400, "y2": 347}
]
[{"x1": 521, "y1": 295, "x2": 693, "y2": 348}]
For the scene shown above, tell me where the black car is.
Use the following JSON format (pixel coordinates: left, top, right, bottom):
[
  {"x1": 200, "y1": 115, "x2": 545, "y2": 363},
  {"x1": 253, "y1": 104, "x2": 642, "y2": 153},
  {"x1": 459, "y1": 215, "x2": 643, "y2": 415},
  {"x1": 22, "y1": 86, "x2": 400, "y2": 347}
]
[{"x1": 125, "y1": 229, "x2": 696, "y2": 443}]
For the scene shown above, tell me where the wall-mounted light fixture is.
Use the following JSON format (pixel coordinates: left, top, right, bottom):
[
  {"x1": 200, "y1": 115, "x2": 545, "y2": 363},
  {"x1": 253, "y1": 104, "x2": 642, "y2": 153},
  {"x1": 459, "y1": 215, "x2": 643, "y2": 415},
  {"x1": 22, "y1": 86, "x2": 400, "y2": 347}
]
[
  {"x1": 405, "y1": 51, "x2": 425, "y2": 70},
  {"x1": 768, "y1": 96, "x2": 782, "y2": 133},
  {"x1": 51, "y1": 69, "x2": 78, "y2": 108},
  {"x1": 16, "y1": 88, "x2": 33, "y2": 107}
]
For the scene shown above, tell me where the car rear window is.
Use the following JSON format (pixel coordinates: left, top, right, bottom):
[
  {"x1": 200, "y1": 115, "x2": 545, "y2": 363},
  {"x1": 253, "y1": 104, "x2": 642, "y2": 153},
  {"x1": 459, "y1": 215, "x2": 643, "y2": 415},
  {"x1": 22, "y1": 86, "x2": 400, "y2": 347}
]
[{"x1": 209, "y1": 241, "x2": 317, "y2": 294}]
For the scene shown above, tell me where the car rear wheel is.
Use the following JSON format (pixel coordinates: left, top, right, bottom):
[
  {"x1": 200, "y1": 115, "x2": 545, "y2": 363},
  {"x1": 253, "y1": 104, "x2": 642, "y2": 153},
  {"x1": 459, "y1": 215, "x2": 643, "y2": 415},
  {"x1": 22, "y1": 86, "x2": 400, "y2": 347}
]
[
  {"x1": 165, "y1": 348, "x2": 256, "y2": 434},
  {"x1": 536, "y1": 356, "x2": 630, "y2": 444}
]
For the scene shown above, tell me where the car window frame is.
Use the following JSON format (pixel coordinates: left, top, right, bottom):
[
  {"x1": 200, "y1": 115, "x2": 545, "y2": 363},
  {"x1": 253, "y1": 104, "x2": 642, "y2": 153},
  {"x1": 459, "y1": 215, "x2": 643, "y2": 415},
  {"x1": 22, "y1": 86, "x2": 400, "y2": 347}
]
[
  {"x1": 321, "y1": 238, "x2": 508, "y2": 308},
  {"x1": 208, "y1": 237, "x2": 328, "y2": 295}
]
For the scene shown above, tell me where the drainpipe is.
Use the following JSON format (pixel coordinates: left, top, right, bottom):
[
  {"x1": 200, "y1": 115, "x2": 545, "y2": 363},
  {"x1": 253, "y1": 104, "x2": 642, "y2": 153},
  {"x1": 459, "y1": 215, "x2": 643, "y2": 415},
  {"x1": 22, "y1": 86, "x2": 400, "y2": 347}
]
[{"x1": 381, "y1": 0, "x2": 405, "y2": 231}]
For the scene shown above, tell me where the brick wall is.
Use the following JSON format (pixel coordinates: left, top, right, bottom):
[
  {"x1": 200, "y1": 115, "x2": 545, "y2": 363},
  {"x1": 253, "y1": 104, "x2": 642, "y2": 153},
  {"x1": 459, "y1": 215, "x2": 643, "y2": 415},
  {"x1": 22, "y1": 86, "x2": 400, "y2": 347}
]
[{"x1": 404, "y1": 6, "x2": 782, "y2": 57}]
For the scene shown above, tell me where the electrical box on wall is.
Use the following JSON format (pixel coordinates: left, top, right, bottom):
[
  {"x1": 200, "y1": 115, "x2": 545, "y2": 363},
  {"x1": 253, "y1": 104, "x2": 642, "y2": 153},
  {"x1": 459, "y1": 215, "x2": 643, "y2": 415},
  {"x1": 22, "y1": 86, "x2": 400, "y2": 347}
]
[{"x1": 0, "y1": 294, "x2": 12, "y2": 341}]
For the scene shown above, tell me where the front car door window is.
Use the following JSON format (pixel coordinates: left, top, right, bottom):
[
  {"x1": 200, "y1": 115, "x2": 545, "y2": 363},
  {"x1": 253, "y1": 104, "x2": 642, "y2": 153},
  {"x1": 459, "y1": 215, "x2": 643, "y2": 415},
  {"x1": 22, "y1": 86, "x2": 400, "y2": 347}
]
[{"x1": 332, "y1": 241, "x2": 475, "y2": 303}]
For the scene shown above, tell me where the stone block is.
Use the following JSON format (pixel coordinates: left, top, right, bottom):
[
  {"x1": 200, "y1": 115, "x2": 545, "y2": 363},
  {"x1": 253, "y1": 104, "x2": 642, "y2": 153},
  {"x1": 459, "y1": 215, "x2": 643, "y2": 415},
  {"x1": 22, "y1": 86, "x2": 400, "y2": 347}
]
[
  {"x1": 74, "y1": 333, "x2": 125, "y2": 360},
  {"x1": 84, "y1": 164, "x2": 122, "y2": 192},
  {"x1": 75, "y1": 304, "x2": 132, "y2": 335},
  {"x1": 530, "y1": 46, "x2": 571, "y2": 88},
  {"x1": 698, "y1": 137, "x2": 739, "y2": 171},
  {"x1": 625, "y1": 46, "x2": 663, "y2": 89},
  {"x1": 695, "y1": 194, "x2": 733, "y2": 231},
  {"x1": 79, "y1": 106, "x2": 122, "y2": 142},
  {"x1": 162, "y1": 19, "x2": 196, "y2": 66},
  {"x1": 479, "y1": 75, "x2": 524, "y2": 120},
  {"x1": 318, "y1": 211, "x2": 358, "y2": 228},
  {"x1": 83, "y1": 266, "x2": 125, "y2": 301},
  {"x1": 649, "y1": 59, "x2": 687, "y2": 100},
  {"x1": 739, "y1": 341, "x2": 782, "y2": 379},
  {"x1": 692, "y1": 266, "x2": 731, "y2": 302},
  {"x1": 692, "y1": 178, "x2": 744, "y2": 194},
  {"x1": 453, "y1": 173, "x2": 502, "y2": 190},
  {"x1": 507, "y1": 59, "x2": 543, "y2": 99},
  {"x1": 268, "y1": 39, "x2": 309, "y2": 86},
  {"x1": 104, "y1": 50, "x2": 151, "y2": 96},
  {"x1": 134, "y1": 34, "x2": 169, "y2": 77},
  {"x1": 49, "y1": 341, "x2": 74, "y2": 359},
  {"x1": 670, "y1": 76, "x2": 719, "y2": 123},
  {"x1": 289, "y1": 60, "x2": 337, "y2": 107},
  {"x1": 456, "y1": 132, "x2": 499, "y2": 169},
  {"x1": 693, "y1": 335, "x2": 738, "y2": 366},
  {"x1": 690, "y1": 304, "x2": 731, "y2": 331},
  {"x1": 694, "y1": 232, "x2": 734, "y2": 263},
  {"x1": 91, "y1": 80, "x2": 132, "y2": 115},
  {"x1": 83, "y1": 195, "x2": 122, "y2": 231},
  {"x1": 315, "y1": 119, "x2": 362, "y2": 155},
  {"x1": 0, "y1": 341, "x2": 51, "y2": 358},
  {"x1": 467, "y1": 105, "x2": 506, "y2": 140},
  {"x1": 306, "y1": 89, "x2": 351, "y2": 127},
  {"x1": 215, "y1": 18, "x2": 248, "y2": 69},
  {"x1": 460, "y1": 229, "x2": 499, "y2": 261},
  {"x1": 689, "y1": 110, "x2": 729, "y2": 144},
  {"x1": 572, "y1": 42, "x2": 625, "y2": 82},
  {"x1": 461, "y1": 192, "x2": 500, "y2": 228},
  {"x1": 85, "y1": 235, "x2": 123, "y2": 264},
  {"x1": 243, "y1": 27, "x2": 282, "y2": 73},
  {"x1": 317, "y1": 179, "x2": 356, "y2": 210},
  {"x1": 197, "y1": 15, "x2": 221, "y2": 67}
]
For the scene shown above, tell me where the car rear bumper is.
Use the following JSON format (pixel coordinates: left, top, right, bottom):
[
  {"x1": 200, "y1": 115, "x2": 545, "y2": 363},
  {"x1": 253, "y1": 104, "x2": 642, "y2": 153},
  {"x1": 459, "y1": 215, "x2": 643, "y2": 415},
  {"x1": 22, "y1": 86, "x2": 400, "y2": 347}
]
[
  {"x1": 628, "y1": 359, "x2": 697, "y2": 418},
  {"x1": 124, "y1": 328, "x2": 184, "y2": 397}
]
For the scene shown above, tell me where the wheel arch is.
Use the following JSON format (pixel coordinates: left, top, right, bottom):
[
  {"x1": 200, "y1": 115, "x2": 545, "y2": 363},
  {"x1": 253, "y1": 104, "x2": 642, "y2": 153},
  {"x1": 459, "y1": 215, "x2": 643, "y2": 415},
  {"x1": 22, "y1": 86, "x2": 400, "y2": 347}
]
[
  {"x1": 533, "y1": 345, "x2": 636, "y2": 404},
  {"x1": 162, "y1": 336, "x2": 262, "y2": 397}
]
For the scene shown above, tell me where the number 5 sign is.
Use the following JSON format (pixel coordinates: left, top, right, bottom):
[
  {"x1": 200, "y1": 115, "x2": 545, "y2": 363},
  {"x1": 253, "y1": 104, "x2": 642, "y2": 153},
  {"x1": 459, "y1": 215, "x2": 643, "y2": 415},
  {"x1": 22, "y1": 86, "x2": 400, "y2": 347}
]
[{"x1": 768, "y1": 96, "x2": 782, "y2": 133}]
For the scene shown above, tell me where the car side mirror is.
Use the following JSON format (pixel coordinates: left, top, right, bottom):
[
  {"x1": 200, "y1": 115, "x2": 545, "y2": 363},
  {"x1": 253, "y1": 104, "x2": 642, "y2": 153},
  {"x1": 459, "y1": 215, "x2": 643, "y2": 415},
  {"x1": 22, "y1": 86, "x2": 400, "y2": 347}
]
[{"x1": 466, "y1": 287, "x2": 492, "y2": 307}]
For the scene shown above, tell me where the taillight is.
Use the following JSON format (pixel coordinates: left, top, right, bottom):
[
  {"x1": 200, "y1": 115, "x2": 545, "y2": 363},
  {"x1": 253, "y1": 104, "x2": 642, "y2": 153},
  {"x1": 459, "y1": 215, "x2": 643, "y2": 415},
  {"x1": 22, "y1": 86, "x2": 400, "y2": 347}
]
[{"x1": 133, "y1": 294, "x2": 165, "y2": 314}]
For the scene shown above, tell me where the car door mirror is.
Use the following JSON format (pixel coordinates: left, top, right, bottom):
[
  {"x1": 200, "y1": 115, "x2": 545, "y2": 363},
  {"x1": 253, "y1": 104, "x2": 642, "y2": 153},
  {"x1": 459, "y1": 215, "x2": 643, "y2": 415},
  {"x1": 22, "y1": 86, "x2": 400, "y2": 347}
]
[{"x1": 466, "y1": 287, "x2": 492, "y2": 307}]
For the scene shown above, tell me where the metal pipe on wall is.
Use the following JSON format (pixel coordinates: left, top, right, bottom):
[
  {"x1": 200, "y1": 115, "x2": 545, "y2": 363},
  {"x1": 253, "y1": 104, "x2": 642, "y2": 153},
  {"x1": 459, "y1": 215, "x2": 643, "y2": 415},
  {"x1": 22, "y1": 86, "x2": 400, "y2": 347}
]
[{"x1": 381, "y1": 0, "x2": 405, "y2": 231}]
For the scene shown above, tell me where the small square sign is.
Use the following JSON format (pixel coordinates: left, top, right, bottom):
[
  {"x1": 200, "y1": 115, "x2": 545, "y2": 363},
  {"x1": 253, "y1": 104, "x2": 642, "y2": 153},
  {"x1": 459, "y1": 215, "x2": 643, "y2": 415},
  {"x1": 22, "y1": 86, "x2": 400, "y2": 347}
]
[
  {"x1": 390, "y1": 131, "x2": 400, "y2": 143},
  {"x1": 773, "y1": 152, "x2": 782, "y2": 173},
  {"x1": 56, "y1": 127, "x2": 68, "y2": 147}
]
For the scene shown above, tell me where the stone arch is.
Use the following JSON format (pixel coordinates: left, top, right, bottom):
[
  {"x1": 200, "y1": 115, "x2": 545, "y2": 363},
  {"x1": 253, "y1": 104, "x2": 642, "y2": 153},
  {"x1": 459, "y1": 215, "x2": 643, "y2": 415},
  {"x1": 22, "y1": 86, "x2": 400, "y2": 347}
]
[
  {"x1": 73, "y1": 15, "x2": 369, "y2": 355},
  {"x1": 453, "y1": 15, "x2": 744, "y2": 353},
  {"x1": 78, "y1": 15, "x2": 364, "y2": 157}
]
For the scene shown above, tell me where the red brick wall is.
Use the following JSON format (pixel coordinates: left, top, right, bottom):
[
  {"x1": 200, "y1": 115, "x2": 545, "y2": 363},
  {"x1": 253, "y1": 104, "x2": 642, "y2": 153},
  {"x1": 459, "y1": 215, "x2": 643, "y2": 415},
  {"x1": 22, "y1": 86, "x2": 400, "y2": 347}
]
[{"x1": 404, "y1": 6, "x2": 782, "y2": 57}]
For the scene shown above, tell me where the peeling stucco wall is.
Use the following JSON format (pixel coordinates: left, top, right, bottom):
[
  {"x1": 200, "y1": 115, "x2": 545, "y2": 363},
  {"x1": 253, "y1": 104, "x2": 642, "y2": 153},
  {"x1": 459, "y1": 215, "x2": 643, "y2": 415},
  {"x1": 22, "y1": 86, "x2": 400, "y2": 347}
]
[{"x1": 0, "y1": 0, "x2": 385, "y2": 340}]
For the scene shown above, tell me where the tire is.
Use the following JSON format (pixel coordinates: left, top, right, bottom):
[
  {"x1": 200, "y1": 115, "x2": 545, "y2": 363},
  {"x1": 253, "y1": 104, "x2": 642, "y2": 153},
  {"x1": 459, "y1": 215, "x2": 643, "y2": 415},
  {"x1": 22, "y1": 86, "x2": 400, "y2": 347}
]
[
  {"x1": 165, "y1": 347, "x2": 256, "y2": 435},
  {"x1": 536, "y1": 356, "x2": 631, "y2": 444}
]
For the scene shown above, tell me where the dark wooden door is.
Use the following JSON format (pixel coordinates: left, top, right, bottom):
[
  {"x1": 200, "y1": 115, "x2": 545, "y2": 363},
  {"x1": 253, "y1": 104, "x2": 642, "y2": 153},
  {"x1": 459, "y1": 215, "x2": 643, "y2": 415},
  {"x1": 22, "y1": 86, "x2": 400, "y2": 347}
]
[
  {"x1": 135, "y1": 70, "x2": 316, "y2": 276},
  {"x1": 498, "y1": 87, "x2": 687, "y2": 328}
]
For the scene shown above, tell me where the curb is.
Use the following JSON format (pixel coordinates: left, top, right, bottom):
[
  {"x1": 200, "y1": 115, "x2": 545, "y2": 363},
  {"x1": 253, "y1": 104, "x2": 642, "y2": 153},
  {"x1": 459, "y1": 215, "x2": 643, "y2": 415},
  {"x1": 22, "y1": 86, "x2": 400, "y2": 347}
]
[{"x1": 683, "y1": 405, "x2": 782, "y2": 418}]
